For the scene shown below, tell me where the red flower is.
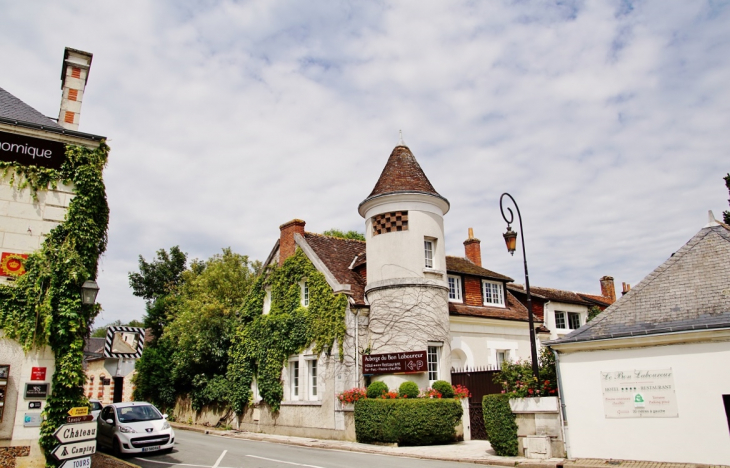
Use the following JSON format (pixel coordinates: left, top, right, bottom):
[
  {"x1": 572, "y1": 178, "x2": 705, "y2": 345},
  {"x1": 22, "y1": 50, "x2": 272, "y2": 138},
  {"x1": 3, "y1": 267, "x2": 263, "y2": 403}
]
[{"x1": 528, "y1": 389, "x2": 534, "y2": 395}]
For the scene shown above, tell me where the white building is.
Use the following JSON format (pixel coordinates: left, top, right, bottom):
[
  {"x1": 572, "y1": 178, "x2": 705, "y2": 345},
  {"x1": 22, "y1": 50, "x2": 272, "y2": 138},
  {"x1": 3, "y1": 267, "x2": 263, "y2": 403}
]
[{"x1": 548, "y1": 215, "x2": 730, "y2": 465}]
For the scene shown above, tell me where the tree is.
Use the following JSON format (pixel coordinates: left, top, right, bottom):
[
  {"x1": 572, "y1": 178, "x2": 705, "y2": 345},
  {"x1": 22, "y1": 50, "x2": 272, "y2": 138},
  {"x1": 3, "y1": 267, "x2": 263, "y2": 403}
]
[
  {"x1": 587, "y1": 305, "x2": 602, "y2": 322},
  {"x1": 128, "y1": 246, "x2": 187, "y2": 340},
  {"x1": 322, "y1": 229, "x2": 365, "y2": 241},
  {"x1": 722, "y1": 173, "x2": 730, "y2": 224},
  {"x1": 90, "y1": 319, "x2": 144, "y2": 337}
]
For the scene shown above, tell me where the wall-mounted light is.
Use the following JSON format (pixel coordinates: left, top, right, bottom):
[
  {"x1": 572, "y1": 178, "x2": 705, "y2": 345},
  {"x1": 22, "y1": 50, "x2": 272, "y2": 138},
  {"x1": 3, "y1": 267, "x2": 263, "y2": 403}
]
[{"x1": 81, "y1": 280, "x2": 100, "y2": 305}]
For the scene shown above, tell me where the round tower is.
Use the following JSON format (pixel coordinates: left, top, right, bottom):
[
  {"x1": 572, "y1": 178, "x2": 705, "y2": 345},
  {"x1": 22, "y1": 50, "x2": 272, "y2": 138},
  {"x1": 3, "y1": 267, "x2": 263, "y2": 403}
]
[{"x1": 358, "y1": 141, "x2": 451, "y2": 390}]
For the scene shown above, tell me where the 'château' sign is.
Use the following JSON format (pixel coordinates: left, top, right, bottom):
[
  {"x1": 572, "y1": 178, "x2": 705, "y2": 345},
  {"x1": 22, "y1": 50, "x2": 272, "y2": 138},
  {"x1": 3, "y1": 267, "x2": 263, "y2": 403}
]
[
  {"x1": 0, "y1": 130, "x2": 67, "y2": 170},
  {"x1": 601, "y1": 368, "x2": 678, "y2": 418},
  {"x1": 362, "y1": 351, "x2": 427, "y2": 375}
]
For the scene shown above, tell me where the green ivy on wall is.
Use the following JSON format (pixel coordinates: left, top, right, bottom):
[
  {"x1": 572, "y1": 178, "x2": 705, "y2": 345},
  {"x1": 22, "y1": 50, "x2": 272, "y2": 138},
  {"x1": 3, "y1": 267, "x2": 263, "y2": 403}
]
[
  {"x1": 227, "y1": 249, "x2": 348, "y2": 413},
  {"x1": 0, "y1": 142, "x2": 109, "y2": 467}
]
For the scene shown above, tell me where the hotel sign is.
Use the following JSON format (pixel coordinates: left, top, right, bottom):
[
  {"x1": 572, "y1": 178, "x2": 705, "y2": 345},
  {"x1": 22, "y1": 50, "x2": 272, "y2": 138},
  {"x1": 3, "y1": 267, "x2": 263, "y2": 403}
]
[
  {"x1": 0, "y1": 130, "x2": 66, "y2": 170},
  {"x1": 601, "y1": 368, "x2": 678, "y2": 418},
  {"x1": 363, "y1": 351, "x2": 427, "y2": 375}
]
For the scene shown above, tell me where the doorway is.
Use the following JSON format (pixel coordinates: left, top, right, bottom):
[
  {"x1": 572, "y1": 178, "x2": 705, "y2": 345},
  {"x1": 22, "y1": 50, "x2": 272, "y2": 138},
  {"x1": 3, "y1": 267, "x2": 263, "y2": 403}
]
[{"x1": 113, "y1": 377, "x2": 123, "y2": 403}]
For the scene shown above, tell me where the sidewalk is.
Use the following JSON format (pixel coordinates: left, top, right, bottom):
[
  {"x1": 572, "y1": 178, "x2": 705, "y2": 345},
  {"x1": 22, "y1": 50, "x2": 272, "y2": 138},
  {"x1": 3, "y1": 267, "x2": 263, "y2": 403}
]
[{"x1": 170, "y1": 422, "x2": 727, "y2": 468}]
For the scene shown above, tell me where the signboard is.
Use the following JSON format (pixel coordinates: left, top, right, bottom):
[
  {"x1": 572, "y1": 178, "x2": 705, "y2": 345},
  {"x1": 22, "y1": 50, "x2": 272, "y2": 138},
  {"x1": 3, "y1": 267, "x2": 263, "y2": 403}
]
[
  {"x1": 0, "y1": 252, "x2": 28, "y2": 278},
  {"x1": 51, "y1": 440, "x2": 96, "y2": 461},
  {"x1": 0, "y1": 130, "x2": 67, "y2": 170},
  {"x1": 54, "y1": 421, "x2": 97, "y2": 444},
  {"x1": 104, "y1": 326, "x2": 145, "y2": 359},
  {"x1": 25, "y1": 382, "x2": 49, "y2": 399},
  {"x1": 67, "y1": 415, "x2": 94, "y2": 423},
  {"x1": 31, "y1": 367, "x2": 46, "y2": 381},
  {"x1": 60, "y1": 456, "x2": 91, "y2": 468},
  {"x1": 68, "y1": 406, "x2": 89, "y2": 417},
  {"x1": 28, "y1": 401, "x2": 42, "y2": 409},
  {"x1": 601, "y1": 368, "x2": 678, "y2": 418},
  {"x1": 362, "y1": 351, "x2": 427, "y2": 375},
  {"x1": 23, "y1": 413, "x2": 42, "y2": 427}
]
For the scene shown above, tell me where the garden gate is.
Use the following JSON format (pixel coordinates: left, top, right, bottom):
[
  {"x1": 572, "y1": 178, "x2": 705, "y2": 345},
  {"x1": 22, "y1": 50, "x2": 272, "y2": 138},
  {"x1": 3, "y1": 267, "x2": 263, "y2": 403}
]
[{"x1": 451, "y1": 366, "x2": 502, "y2": 440}]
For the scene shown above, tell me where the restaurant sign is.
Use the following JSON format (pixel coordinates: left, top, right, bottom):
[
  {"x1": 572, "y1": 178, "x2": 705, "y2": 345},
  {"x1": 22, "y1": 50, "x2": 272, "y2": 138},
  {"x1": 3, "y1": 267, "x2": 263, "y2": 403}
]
[
  {"x1": 363, "y1": 351, "x2": 427, "y2": 375},
  {"x1": 601, "y1": 368, "x2": 678, "y2": 418},
  {"x1": 0, "y1": 130, "x2": 67, "y2": 170}
]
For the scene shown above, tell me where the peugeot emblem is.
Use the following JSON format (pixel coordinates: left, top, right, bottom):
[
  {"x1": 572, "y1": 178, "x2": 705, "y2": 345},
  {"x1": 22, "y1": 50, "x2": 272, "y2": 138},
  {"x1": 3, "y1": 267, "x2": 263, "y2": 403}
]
[{"x1": 146, "y1": 428, "x2": 153, "y2": 433}]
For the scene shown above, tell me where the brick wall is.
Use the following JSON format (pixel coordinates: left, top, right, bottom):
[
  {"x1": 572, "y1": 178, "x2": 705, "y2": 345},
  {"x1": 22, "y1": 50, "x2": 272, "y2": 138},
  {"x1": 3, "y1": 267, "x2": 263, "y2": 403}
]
[
  {"x1": 464, "y1": 238, "x2": 482, "y2": 266},
  {"x1": 464, "y1": 277, "x2": 482, "y2": 306},
  {"x1": 279, "y1": 219, "x2": 305, "y2": 266}
]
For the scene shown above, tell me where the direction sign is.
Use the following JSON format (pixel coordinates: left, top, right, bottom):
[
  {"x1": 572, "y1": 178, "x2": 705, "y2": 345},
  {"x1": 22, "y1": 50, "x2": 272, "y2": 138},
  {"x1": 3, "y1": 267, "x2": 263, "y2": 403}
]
[
  {"x1": 59, "y1": 456, "x2": 91, "y2": 468},
  {"x1": 66, "y1": 415, "x2": 94, "y2": 424},
  {"x1": 54, "y1": 421, "x2": 97, "y2": 444},
  {"x1": 51, "y1": 440, "x2": 96, "y2": 461},
  {"x1": 68, "y1": 407, "x2": 89, "y2": 417}
]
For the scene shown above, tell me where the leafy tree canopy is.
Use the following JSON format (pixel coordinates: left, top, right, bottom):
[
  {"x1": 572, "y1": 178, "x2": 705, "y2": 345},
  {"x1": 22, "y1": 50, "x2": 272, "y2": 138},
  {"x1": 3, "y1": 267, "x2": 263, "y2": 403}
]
[
  {"x1": 322, "y1": 228, "x2": 365, "y2": 241},
  {"x1": 90, "y1": 319, "x2": 144, "y2": 337},
  {"x1": 587, "y1": 305, "x2": 602, "y2": 322}
]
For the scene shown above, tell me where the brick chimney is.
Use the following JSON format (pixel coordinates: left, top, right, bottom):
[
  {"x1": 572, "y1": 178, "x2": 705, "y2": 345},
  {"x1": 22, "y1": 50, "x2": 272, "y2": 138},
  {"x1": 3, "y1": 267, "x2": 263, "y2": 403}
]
[
  {"x1": 58, "y1": 47, "x2": 93, "y2": 131},
  {"x1": 622, "y1": 282, "x2": 631, "y2": 296},
  {"x1": 600, "y1": 276, "x2": 616, "y2": 303},
  {"x1": 464, "y1": 228, "x2": 482, "y2": 267},
  {"x1": 279, "y1": 219, "x2": 306, "y2": 266}
]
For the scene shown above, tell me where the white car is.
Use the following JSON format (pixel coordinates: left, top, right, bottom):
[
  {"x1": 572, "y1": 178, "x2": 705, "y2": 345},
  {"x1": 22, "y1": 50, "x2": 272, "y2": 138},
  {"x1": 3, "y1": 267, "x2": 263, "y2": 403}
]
[{"x1": 97, "y1": 402, "x2": 175, "y2": 456}]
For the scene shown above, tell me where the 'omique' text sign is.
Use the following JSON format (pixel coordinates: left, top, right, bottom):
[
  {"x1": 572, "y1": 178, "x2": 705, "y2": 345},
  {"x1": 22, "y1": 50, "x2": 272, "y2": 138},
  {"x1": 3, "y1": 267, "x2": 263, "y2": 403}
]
[
  {"x1": 601, "y1": 368, "x2": 678, "y2": 418},
  {"x1": 363, "y1": 351, "x2": 427, "y2": 375},
  {"x1": 54, "y1": 421, "x2": 97, "y2": 444},
  {"x1": 0, "y1": 130, "x2": 67, "y2": 170}
]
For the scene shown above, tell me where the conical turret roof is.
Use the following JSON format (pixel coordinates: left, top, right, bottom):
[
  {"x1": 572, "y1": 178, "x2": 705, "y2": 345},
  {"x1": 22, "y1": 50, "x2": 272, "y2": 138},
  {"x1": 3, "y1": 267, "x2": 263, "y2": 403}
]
[{"x1": 361, "y1": 145, "x2": 448, "y2": 207}]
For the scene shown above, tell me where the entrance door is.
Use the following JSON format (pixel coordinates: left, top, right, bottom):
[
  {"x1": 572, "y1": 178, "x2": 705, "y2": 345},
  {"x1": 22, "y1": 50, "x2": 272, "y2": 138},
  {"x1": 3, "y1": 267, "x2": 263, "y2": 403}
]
[{"x1": 113, "y1": 377, "x2": 123, "y2": 403}]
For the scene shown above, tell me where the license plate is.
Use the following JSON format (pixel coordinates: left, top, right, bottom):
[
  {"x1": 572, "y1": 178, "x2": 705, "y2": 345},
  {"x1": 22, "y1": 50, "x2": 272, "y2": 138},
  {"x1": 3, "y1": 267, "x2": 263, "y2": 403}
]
[{"x1": 142, "y1": 446, "x2": 160, "y2": 452}]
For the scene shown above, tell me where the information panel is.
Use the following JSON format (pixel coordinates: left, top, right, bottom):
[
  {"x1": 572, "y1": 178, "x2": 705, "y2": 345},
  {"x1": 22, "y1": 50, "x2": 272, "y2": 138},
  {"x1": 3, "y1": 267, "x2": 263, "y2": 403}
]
[
  {"x1": 362, "y1": 351, "x2": 427, "y2": 375},
  {"x1": 601, "y1": 369, "x2": 678, "y2": 418},
  {"x1": 0, "y1": 130, "x2": 67, "y2": 170}
]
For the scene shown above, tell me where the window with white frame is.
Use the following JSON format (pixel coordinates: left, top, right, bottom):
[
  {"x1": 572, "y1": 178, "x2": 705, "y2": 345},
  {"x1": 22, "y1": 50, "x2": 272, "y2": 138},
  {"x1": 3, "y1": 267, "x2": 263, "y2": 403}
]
[
  {"x1": 424, "y1": 239, "x2": 434, "y2": 268},
  {"x1": 290, "y1": 360, "x2": 300, "y2": 399},
  {"x1": 448, "y1": 275, "x2": 462, "y2": 302},
  {"x1": 496, "y1": 350, "x2": 509, "y2": 365},
  {"x1": 308, "y1": 359, "x2": 318, "y2": 398},
  {"x1": 427, "y1": 346, "x2": 440, "y2": 382},
  {"x1": 555, "y1": 311, "x2": 566, "y2": 329},
  {"x1": 555, "y1": 311, "x2": 581, "y2": 330},
  {"x1": 301, "y1": 281, "x2": 309, "y2": 307},
  {"x1": 482, "y1": 280, "x2": 504, "y2": 306},
  {"x1": 568, "y1": 312, "x2": 581, "y2": 329}
]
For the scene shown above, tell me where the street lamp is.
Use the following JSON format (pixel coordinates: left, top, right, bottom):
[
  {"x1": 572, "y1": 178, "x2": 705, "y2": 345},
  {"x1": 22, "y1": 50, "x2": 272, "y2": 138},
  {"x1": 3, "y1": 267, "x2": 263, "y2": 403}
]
[
  {"x1": 81, "y1": 280, "x2": 100, "y2": 305},
  {"x1": 499, "y1": 193, "x2": 540, "y2": 379}
]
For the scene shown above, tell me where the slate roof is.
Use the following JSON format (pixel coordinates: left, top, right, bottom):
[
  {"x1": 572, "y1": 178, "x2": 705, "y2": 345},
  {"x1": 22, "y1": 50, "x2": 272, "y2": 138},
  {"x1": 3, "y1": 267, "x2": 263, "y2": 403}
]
[
  {"x1": 449, "y1": 291, "x2": 535, "y2": 322},
  {"x1": 507, "y1": 284, "x2": 592, "y2": 306},
  {"x1": 0, "y1": 86, "x2": 63, "y2": 129},
  {"x1": 303, "y1": 232, "x2": 367, "y2": 305},
  {"x1": 548, "y1": 224, "x2": 730, "y2": 345},
  {"x1": 360, "y1": 145, "x2": 448, "y2": 208},
  {"x1": 447, "y1": 256, "x2": 513, "y2": 282},
  {"x1": 577, "y1": 293, "x2": 613, "y2": 308}
]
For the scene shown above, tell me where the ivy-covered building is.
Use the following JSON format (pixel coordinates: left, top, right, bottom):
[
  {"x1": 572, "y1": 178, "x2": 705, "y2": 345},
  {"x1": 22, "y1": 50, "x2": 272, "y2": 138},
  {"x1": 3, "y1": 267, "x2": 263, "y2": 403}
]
[
  {"x1": 0, "y1": 48, "x2": 109, "y2": 465},
  {"x1": 237, "y1": 140, "x2": 614, "y2": 439}
]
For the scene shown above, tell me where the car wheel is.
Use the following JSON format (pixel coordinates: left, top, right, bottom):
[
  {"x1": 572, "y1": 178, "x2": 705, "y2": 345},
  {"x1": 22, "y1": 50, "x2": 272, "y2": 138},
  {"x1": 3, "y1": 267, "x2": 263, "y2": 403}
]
[{"x1": 112, "y1": 438, "x2": 123, "y2": 458}]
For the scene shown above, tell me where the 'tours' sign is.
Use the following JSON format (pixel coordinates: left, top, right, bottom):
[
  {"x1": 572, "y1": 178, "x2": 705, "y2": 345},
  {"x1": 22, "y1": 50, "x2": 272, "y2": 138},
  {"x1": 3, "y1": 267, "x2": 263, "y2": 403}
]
[
  {"x1": 0, "y1": 130, "x2": 67, "y2": 170},
  {"x1": 362, "y1": 351, "x2": 427, "y2": 375}
]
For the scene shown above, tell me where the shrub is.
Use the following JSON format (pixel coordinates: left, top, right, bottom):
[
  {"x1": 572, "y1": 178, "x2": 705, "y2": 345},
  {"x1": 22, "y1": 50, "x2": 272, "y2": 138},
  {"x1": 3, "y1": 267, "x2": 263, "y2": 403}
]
[
  {"x1": 483, "y1": 394, "x2": 518, "y2": 456},
  {"x1": 338, "y1": 388, "x2": 367, "y2": 404},
  {"x1": 367, "y1": 381, "x2": 389, "y2": 399},
  {"x1": 494, "y1": 347, "x2": 558, "y2": 397},
  {"x1": 399, "y1": 381, "x2": 420, "y2": 398},
  {"x1": 355, "y1": 398, "x2": 463, "y2": 445},
  {"x1": 452, "y1": 384, "x2": 471, "y2": 400},
  {"x1": 423, "y1": 388, "x2": 442, "y2": 399},
  {"x1": 432, "y1": 380, "x2": 455, "y2": 398}
]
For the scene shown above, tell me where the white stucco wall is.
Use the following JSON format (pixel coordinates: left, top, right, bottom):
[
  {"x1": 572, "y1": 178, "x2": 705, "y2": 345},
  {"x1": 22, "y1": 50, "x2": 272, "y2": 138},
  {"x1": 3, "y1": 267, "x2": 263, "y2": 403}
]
[
  {"x1": 544, "y1": 302, "x2": 589, "y2": 341},
  {"x1": 556, "y1": 339, "x2": 730, "y2": 464},
  {"x1": 0, "y1": 333, "x2": 55, "y2": 441},
  {"x1": 450, "y1": 317, "x2": 534, "y2": 369}
]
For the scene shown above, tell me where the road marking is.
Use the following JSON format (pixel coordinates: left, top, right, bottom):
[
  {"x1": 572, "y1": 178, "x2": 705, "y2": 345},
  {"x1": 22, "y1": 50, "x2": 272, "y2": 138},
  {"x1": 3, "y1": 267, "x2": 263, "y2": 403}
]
[
  {"x1": 212, "y1": 450, "x2": 227, "y2": 468},
  {"x1": 246, "y1": 454, "x2": 325, "y2": 467},
  {"x1": 135, "y1": 458, "x2": 212, "y2": 467}
]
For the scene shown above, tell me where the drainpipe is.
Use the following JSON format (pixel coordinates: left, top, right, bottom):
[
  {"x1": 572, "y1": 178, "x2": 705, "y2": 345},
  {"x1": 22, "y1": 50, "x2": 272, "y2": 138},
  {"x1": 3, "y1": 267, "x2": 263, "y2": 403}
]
[
  {"x1": 354, "y1": 309, "x2": 360, "y2": 387},
  {"x1": 553, "y1": 348, "x2": 571, "y2": 459}
]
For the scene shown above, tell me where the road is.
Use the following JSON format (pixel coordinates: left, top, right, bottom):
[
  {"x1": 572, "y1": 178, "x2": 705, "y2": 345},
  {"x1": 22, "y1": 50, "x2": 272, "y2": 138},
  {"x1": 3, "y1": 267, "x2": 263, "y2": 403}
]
[{"x1": 128, "y1": 430, "x2": 488, "y2": 468}]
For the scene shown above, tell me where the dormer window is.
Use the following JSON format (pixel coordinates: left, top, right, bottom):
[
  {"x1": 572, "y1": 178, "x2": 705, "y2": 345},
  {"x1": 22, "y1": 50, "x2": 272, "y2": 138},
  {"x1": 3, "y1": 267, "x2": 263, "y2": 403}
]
[
  {"x1": 424, "y1": 239, "x2": 434, "y2": 268},
  {"x1": 448, "y1": 275, "x2": 462, "y2": 302},
  {"x1": 482, "y1": 280, "x2": 505, "y2": 307},
  {"x1": 302, "y1": 281, "x2": 310, "y2": 307}
]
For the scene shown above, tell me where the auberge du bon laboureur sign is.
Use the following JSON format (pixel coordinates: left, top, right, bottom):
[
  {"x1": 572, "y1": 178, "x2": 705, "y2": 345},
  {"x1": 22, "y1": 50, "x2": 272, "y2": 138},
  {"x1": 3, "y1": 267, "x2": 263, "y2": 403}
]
[
  {"x1": 0, "y1": 130, "x2": 66, "y2": 170},
  {"x1": 363, "y1": 351, "x2": 427, "y2": 375}
]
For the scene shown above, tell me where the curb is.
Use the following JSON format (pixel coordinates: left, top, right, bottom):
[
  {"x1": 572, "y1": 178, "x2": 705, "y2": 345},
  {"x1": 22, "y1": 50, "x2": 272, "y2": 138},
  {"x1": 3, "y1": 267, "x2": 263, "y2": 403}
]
[{"x1": 94, "y1": 451, "x2": 142, "y2": 468}]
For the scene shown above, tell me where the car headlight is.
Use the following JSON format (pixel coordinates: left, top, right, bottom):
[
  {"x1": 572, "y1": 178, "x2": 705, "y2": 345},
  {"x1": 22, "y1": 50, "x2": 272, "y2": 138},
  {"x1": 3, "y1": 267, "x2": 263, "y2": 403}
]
[
  {"x1": 118, "y1": 425, "x2": 136, "y2": 433},
  {"x1": 162, "y1": 421, "x2": 170, "y2": 430}
]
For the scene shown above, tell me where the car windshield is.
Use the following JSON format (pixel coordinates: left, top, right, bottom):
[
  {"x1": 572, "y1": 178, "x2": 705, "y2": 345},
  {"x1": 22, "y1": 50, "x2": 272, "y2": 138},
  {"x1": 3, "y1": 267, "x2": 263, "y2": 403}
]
[
  {"x1": 116, "y1": 405, "x2": 162, "y2": 423},
  {"x1": 89, "y1": 402, "x2": 103, "y2": 411}
]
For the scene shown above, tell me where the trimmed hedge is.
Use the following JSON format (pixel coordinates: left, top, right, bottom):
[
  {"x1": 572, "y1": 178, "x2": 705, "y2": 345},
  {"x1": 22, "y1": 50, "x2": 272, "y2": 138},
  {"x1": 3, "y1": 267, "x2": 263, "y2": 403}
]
[
  {"x1": 354, "y1": 398, "x2": 463, "y2": 445},
  {"x1": 399, "y1": 381, "x2": 419, "y2": 398},
  {"x1": 482, "y1": 394, "x2": 518, "y2": 456},
  {"x1": 367, "y1": 381, "x2": 389, "y2": 399},
  {"x1": 432, "y1": 380, "x2": 455, "y2": 398}
]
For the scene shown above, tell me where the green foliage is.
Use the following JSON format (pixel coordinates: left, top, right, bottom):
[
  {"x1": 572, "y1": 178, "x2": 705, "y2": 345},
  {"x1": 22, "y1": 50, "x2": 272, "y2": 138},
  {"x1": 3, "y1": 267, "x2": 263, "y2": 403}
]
[
  {"x1": 228, "y1": 249, "x2": 348, "y2": 413},
  {"x1": 0, "y1": 142, "x2": 110, "y2": 465},
  {"x1": 587, "y1": 305, "x2": 602, "y2": 322},
  {"x1": 132, "y1": 340, "x2": 177, "y2": 409},
  {"x1": 482, "y1": 394, "x2": 518, "y2": 456},
  {"x1": 431, "y1": 380, "x2": 455, "y2": 399},
  {"x1": 354, "y1": 398, "x2": 463, "y2": 445},
  {"x1": 398, "y1": 381, "x2": 420, "y2": 399},
  {"x1": 367, "y1": 381, "x2": 389, "y2": 399},
  {"x1": 494, "y1": 347, "x2": 558, "y2": 398},
  {"x1": 724, "y1": 173, "x2": 730, "y2": 225},
  {"x1": 322, "y1": 229, "x2": 366, "y2": 241}
]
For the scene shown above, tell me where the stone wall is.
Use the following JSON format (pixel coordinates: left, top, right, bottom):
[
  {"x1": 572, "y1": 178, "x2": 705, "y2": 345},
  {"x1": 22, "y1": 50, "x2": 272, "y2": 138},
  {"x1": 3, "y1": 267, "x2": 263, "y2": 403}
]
[{"x1": 510, "y1": 397, "x2": 565, "y2": 459}]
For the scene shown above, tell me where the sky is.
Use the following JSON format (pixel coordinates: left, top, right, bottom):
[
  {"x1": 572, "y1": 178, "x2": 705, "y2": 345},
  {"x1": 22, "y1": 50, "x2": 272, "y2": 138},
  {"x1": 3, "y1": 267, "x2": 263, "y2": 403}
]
[{"x1": 1, "y1": 1, "x2": 728, "y2": 327}]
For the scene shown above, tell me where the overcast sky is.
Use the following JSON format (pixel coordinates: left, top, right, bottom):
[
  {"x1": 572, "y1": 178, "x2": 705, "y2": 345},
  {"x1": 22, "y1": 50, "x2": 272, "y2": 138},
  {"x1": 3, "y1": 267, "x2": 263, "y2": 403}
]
[{"x1": 2, "y1": 1, "x2": 728, "y2": 327}]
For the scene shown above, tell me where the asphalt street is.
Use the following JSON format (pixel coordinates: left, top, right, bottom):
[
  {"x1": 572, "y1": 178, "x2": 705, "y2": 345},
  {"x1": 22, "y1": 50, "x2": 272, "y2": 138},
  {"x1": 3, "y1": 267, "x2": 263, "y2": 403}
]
[{"x1": 127, "y1": 429, "x2": 492, "y2": 468}]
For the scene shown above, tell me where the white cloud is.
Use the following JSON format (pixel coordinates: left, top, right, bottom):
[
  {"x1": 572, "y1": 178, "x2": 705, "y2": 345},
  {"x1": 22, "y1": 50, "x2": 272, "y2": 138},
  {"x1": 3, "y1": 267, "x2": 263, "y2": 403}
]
[{"x1": 2, "y1": 0, "x2": 728, "y2": 325}]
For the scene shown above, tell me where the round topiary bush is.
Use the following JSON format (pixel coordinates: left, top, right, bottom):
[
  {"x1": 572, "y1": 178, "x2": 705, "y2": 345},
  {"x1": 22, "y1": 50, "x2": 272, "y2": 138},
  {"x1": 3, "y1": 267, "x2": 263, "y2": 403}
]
[
  {"x1": 367, "y1": 381, "x2": 389, "y2": 399},
  {"x1": 432, "y1": 380, "x2": 455, "y2": 398},
  {"x1": 399, "y1": 381, "x2": 420, "y2": 398}
]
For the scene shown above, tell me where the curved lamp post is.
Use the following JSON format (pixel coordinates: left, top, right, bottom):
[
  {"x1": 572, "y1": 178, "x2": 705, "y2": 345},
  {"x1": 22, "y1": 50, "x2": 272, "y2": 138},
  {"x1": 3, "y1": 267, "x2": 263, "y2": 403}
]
[{"x1": 499, "y1": 193, "x2": 540, "y2": 379}]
